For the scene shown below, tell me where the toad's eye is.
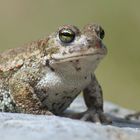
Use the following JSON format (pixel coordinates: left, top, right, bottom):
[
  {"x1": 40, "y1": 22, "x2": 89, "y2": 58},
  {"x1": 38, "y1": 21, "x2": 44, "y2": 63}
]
[
  {"x1": 59, "y1": 29, "x2": 75, "y2": 43},
  {"x1": 99, "y1": 27, "x2": 105, "y2": 40}
]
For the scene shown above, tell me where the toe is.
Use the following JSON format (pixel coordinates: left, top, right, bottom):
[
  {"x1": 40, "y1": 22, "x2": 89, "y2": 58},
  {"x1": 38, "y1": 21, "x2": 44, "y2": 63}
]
[
  {"x1": 90, "y1": 113, "x2": 101, "y2": 123},
  {"x1": 81, "y1": 113, "x2": 91, "y2": 121},
  {"x1": 99, "y1": 112, "x2": 112, "y2": 124}
]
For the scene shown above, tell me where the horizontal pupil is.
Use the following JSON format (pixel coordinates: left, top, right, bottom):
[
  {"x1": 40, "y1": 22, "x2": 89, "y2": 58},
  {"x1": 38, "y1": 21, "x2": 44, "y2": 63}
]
[
  {"x1": 61, "y1": 32, "x2": 73, "y2": 37},
  {"x1": 59, "y1": 29, "x2": 75, "y2": 43}
]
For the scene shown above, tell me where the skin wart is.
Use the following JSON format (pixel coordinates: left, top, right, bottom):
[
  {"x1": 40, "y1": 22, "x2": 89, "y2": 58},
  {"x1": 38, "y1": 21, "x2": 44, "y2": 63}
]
[{"x1": 0, "y1": 24, "x2": 111, "y2": 124}]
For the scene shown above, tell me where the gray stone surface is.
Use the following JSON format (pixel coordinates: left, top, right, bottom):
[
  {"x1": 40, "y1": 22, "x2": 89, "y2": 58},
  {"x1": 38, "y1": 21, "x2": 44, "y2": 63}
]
[{"x1": 0, "y1": 97, "x2": 140, "y2": 140}]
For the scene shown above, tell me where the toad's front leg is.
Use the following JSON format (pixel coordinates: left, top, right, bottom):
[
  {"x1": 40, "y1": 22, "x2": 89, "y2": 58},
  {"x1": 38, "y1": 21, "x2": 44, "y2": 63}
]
[
  {"x1": 9, "y1": 73, "x2": 53, "y2": 115},
  {"x1": 82, "y1": 75, "x2": 112, "y2": 124}
]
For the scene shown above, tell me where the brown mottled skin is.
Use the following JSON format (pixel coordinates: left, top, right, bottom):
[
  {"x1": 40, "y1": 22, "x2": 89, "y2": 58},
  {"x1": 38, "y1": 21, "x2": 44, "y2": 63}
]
[{"x1": 0, "y1": 24, "x2": 111, "y2": 124}]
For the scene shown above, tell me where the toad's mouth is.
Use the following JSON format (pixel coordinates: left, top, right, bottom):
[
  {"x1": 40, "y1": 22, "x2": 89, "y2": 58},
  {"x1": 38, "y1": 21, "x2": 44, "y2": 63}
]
[{"x1": 50, "y1": 50, "x2": 106, "y2": 63}]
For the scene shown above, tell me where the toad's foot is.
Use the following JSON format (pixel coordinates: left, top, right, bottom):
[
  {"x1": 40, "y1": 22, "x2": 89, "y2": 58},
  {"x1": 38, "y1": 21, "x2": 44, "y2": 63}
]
[
  {"x1": 66, "y1": 109, "x2": 112, "y2": 124},
  {"x1": 81, "y1": 109, "x2": 112, "y2": 124},
  {"x1": 125, "y1": 112, "x2": 140, "y2": 121}
]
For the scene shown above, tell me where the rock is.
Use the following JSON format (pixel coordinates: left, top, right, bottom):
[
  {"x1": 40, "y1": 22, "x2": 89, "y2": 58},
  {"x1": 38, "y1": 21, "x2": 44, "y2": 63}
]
[{"x1": 0, "y1": 97, "x2": 140, "y2": 140}]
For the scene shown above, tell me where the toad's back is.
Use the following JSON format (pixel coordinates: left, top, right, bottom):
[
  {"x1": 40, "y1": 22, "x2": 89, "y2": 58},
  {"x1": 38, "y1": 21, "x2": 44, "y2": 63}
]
[{"x1": 0, "y1": 38, "x2": 48, "y2": 76}]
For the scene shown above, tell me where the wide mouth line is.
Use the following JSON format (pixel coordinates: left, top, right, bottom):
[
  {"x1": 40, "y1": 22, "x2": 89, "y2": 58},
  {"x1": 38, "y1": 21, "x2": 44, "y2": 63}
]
[{"x1": 51, "y1": 52, "x2": 105, "y2": 62}]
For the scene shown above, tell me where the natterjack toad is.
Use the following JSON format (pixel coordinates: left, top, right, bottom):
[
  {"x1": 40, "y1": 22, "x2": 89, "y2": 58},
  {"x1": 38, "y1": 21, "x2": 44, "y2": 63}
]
[{"x1": 0, "y1": 24, "x2": 111, "y2": 123}]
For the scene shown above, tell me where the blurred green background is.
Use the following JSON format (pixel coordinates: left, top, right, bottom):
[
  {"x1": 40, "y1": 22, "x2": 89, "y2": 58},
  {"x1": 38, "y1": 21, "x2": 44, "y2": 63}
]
[{"x1": 0, "y1": 0, "x2": 140, "y2": 110}]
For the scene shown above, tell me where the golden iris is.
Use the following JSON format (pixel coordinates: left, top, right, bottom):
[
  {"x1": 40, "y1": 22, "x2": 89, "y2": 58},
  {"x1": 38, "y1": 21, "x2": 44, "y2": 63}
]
[{"x1": 59, "y1": 29, "x2": 75, "y2": 43}]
